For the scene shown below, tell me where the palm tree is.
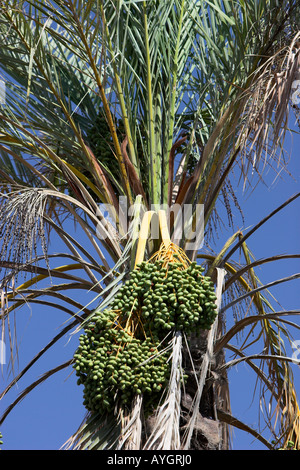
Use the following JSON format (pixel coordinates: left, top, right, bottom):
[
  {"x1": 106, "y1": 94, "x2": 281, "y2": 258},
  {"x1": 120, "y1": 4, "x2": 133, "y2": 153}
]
[{"x1": 0, "y1": 0, "x2": 299, "y2": 450}]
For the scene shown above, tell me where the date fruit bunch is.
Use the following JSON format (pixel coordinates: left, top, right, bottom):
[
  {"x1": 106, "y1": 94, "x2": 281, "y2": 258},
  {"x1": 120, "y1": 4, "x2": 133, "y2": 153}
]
[{"x1": 73, "y1": 259, "x2": 217, "y2": 415}]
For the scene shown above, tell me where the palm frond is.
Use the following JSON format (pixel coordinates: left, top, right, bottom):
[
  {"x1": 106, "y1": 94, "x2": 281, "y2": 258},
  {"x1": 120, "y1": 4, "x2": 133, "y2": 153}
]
[
  {"x1": 0, "y1": 360, "x2": 72, "y2": 426},
  {"x1": 62, "y1": 412, "x2": 121, "y2": 450},
  {"x1": 117, "y1": 395, "x2": 143, "y2": 450},
  {"x1": 144, "y1": 331, "x2": 182, "y2": 450}
]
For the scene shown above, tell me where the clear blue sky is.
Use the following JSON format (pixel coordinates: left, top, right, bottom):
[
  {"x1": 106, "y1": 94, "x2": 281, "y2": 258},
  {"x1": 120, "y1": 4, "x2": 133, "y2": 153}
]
[{"x1": 0, "y1": 117, "x2": 299, "y2": 450}]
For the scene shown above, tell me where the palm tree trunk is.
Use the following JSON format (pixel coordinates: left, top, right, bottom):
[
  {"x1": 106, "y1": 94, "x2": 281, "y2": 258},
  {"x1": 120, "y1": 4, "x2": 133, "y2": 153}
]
[{"x1": 181, "y1": 330, "x2": 230, "y2": 450}]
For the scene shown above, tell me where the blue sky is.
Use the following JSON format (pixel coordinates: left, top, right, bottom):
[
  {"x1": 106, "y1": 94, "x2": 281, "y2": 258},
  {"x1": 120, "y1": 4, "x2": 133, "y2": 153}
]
[
  {"x1": 0, "y1": 114, "x2": 299, "y2": 450},
  {"x1": 223, "y1": 119, "x2": 300, "y2": 449}
]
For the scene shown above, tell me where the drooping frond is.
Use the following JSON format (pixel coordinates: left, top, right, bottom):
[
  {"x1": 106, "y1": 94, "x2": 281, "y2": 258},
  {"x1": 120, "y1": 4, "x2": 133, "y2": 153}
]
[
  {"x1": 144, "y1": 331, "x2": 182, "y2": 450},
  {"x1": 0, "y1": 187, "x2": 49, "y2": 283}
]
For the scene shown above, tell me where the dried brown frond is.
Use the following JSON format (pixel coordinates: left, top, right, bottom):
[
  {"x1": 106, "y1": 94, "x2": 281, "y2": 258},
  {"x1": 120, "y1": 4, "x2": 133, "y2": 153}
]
[
  {"x1": 143, "y1": 332, "x2": 182, "y2": 450},
  {"x1": 238, "y1": 33, "x2": 300, "y2": 180},
  {"x1": 117, "y1": 394, "x2": 143, "y2": 450}
]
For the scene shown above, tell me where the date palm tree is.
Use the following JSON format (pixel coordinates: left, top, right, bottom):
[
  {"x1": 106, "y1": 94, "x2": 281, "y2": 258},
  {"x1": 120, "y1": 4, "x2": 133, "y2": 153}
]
[{"x1": 0, "y1": 0, "x2": 299, "y2": 450}]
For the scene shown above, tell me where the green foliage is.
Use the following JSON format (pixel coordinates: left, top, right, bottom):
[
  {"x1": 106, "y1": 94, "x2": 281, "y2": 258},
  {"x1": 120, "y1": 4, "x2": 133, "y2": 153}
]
[
  {"x1": 86, "y1": 110, "x2": 149, "y2": 197},
  {"x1": 86, "y1": 113, "x2": 122, "y2": 180}
]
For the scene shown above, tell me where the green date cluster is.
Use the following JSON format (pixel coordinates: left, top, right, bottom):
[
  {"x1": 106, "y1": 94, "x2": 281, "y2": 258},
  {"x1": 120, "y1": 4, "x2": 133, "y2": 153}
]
[
  {"x1": 74, "y1": 312, "x2": 170, "y2": 414},
  {"x1": 111, "y1": 260, "x2": 218, "y2": 335},
  {"x1": 73, "y1": 260, "x2": 218, "y2": 415}
]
